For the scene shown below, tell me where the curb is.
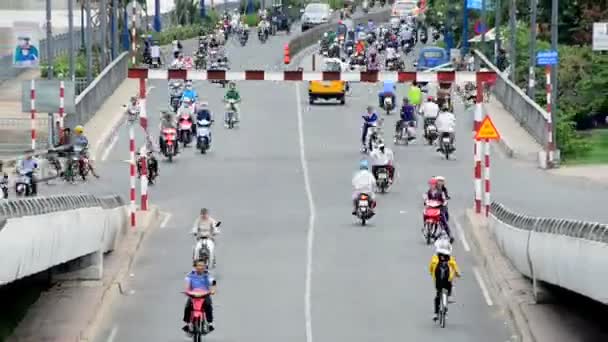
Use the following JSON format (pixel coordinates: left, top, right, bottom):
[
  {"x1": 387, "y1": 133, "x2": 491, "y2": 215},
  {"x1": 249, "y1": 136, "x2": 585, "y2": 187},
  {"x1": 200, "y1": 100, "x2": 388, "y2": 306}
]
[
  {"x1": 460, "y1": 209, "x2": 536, "y2": 342},
  {"x1": 79, "y1": 206, "x2": 161, "y2": 342}
]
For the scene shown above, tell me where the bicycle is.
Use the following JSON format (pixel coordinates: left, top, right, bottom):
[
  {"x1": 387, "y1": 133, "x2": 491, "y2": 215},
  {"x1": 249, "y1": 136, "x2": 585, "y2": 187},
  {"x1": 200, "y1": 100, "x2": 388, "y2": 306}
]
[{"x1": 437, "y1": 288, "x2": 449, "y2": 328}]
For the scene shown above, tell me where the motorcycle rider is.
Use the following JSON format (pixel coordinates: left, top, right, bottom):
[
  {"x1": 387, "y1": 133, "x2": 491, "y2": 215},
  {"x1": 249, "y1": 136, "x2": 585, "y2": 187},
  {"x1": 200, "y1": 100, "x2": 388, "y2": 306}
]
[
  {"x1": 159, "y1": 110, "x2": 179, "y2": 155},
  {"x1": 367, "y1": 49, "x2": 380, "y2": 71},
  {"x1": 1, "y1": 172, "x2": 8, "y2": 199},
  {"x1": 72, "y1": 125, "x2": 100, "y2": 178},
  {"x1": 172, "y1": 37, "x2": 183, "y2": 59},
  {"x1": 223, "y1": 82, "x2": 241, "y2": 124},
  {"x1": 378, "y1": 80, "x2": 396, "y2": 109},
  {"x1": 435, "y1": 175, "x2": 451, "y2": 220},
  {"x1": 429, "y1": 240, "x2": 461, "y2": 321},
  {"x1": 421, "y1": 96, "x2": 440, "y2": 129},
  {"x1": 367, "y1": 19, "x2": 375, "y2": 33},
  {"x1": 150, "y1": 40, "x2": 161, "y2": 66},
  {"x1": 434, "y1": 104, "x2": 456, "y2": 151},
  {"x1": 181, "y1": 80, "x2": 198, "y2": 103},
  {"x1": 355, "y1": 38, "x2": 366, "y2": 56},
  {"x1": 370, "y1": 143, "x2": 395, "y2": 184},
  {"x1": 361, "y1": 106, "x2": 379, "y2": 151},
  {"x1": 351, "y1": 159, "x2": 377, "y2": 215},
  {"x1": 19, "y1": 152, "x2": 38, "y2": 195},
  {"x1": 192, "y1": 208, "x2": 221, "y2": 266},
  {"x1": 182, "y1": 259, "x2": 217, "y2": 334},
  {"x1": 407, "y1": 81, "x2": 423, "y2": 112},
  {"x1": 425, "y1": 178, "x2": 452, "y2": 242},
  {"x1": 396, "y1": 97, "x2": 416, "y2": 140}
]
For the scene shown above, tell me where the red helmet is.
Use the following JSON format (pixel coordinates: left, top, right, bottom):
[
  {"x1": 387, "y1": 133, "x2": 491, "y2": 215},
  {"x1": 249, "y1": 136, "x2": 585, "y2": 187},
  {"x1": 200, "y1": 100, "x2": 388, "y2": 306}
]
[
  {"x1": 338, "y1": 20, "x2": 343, "y2": 25},
  {"x1": 428, "y1": 96, "x2": 434, "y2": 101},
  {"x1": 429, "y1": 178, "x2": 438, "y2": 185}
]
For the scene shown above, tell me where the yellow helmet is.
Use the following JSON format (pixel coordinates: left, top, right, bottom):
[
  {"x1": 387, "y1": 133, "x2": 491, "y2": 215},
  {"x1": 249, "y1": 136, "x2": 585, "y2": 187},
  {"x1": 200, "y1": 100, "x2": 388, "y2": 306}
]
[{"x1": 74, "y1": 125, "x2": 84, "y2": 134}]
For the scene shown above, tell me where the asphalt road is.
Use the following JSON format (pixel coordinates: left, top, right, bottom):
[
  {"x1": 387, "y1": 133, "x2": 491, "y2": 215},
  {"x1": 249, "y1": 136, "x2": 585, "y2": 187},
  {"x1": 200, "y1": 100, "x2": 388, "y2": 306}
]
[{"x1": 86, "y1": 25, "x2": 516, "y2": 342}]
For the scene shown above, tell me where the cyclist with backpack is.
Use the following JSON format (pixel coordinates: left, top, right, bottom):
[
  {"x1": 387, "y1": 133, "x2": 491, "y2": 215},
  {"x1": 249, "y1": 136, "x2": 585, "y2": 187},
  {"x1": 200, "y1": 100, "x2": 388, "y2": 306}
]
[{"x1": 429, "y1": 236, "x2": 461, "y2": 321}]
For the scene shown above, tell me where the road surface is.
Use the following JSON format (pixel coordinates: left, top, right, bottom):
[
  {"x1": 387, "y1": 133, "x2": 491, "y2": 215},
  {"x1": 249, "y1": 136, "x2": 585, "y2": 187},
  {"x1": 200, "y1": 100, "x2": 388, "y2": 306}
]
[{"x1": 91, "y1": 26, "x2": 513, "y2": 342}]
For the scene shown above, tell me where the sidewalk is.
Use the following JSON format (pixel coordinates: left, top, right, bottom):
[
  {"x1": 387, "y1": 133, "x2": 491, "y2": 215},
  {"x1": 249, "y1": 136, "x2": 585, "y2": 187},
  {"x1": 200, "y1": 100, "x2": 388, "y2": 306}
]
[
  {"x1": 6, "y1": 209, "x2": 160, "y2": 342},
  {"x1": 484, "y1": 96, "x2": 543, "y2": 162},
  {"x1": 548, "y1": 164, "x2": 608, "y2": 185}
]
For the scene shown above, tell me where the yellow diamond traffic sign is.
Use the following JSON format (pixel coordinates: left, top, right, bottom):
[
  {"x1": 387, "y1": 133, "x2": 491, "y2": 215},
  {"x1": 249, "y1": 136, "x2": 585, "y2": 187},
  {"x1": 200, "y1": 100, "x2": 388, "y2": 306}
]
[{"x1": 475, "y1": 116, "x2": 500, "y2": 140}]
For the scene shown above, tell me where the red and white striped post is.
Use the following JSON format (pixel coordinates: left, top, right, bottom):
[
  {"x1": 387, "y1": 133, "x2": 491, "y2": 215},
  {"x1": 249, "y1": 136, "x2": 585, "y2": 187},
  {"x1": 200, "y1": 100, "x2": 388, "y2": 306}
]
[
  {"x1": 473, "y1": 75, "x2": 485, "y2": 214},
  {"x1": 545, "y1": 65, "x2": 554, "y2": 168},
  {"x1": 138, "y1": 78, "x2": 149, "y2": 211},
  {"x1": 140, "y1": 147, "x2": 148, "y2": 210},
  {"x1": 59, "y1": 81, "x2": 65, "y2": 130},
  {"x1": 30, "y1": 80, "x2": 36, "y2": 150},
  {"x1": 483, "y1": 139, "x2": 491, "y2": 216},
  {"x1": 138, "y1": 78, "x2": 148, "y2": 131},
  {"x1": 131, "y1": 2, "x2": 137, "y2": 65},
  {"x1": 129, "y1": 125, "x2": 136, "y2": 227}
]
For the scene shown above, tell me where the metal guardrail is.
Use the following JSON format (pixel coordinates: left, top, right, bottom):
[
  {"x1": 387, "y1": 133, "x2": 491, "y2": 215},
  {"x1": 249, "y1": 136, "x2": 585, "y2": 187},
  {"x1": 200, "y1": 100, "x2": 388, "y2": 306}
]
[
  {"x1": 473, "y1": 49, "x2": 550, "y2": 147},
  {"x1": 489, "y1": 201, "x2": 608, "y2": 304},
  {"x1": 491, "y1": 202, "x2": 608, "y2": 243},
  {"x1": 69, "y1": 51, "x2": 129, "y2": 129},
  {"x1": 0, "y1": 193, "x2": 124, "y2": 224}
]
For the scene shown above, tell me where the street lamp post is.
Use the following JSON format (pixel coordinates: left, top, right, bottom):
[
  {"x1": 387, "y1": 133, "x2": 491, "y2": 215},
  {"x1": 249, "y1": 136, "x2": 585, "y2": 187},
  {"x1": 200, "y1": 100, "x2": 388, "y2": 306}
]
[{"x1": 154, "y1": 0, "x2": 162, "y2": 32}]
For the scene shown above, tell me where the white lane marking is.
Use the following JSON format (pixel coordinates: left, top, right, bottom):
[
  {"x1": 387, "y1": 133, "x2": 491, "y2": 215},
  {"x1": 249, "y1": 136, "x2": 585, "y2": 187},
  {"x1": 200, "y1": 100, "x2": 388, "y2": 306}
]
[
  {"x1": 106, "y1": 325, "x2": 118, "y2": 342},
  {"x1": 295, "y1": 82, "x2": 316, "y2": 342},
  {"x1": 160, "y1": 212, "x2": 172, "y2": 229},
  {"x1": 101, "y1": 132, "x2": 120, "y2": 162},
  {"x1": 455, "y1": 221, "x2": 471, "y2": 252},
  {"x1": 473, "y1": 266, "x2": 494, "y2": 306}
]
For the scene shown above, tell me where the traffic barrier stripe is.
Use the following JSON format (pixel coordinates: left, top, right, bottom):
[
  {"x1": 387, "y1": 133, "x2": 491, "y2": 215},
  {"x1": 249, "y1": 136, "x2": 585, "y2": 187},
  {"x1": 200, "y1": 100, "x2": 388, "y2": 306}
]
[{"x1": 128, "y1": 68, "x2": 496, "y2": 84}]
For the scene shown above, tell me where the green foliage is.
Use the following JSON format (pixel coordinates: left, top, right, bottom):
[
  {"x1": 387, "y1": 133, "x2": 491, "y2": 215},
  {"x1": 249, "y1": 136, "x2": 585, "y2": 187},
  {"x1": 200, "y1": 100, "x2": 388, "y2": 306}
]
[
  {"x1": 555, "y1": 105, "x2": 591, "y2": 160},
  {"x1": 149, "y1": 10, "x2": 219, "y2": 46},
  {"x1": 40, "y1": 52, "x2": 100, "y2": 79},
  {"x1": 244, "y1": 14, "x2": 260, "y2": 27},
  {"x1": 328, "y1": 0, "x2": 344, "y2": 10},
  {"x1": 239, "y1": 0, "x2": 261, "y2": 13}
]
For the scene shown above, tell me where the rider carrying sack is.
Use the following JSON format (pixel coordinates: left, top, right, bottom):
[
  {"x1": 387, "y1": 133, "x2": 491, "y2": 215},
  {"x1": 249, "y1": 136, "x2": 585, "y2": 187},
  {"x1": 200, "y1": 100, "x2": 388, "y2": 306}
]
[
  {"x1": 429, "y1": 244, "x2": 460, "y2": 321},
  {"x1": 192, "y1": 208, "x2": 221, "y2": 263}
]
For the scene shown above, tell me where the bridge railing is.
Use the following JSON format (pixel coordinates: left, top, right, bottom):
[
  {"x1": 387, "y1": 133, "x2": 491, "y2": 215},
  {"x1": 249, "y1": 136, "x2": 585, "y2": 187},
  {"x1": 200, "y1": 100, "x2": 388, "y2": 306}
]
[{"x1": 489, "y1": 201, "x2": 608, "y2": 304}]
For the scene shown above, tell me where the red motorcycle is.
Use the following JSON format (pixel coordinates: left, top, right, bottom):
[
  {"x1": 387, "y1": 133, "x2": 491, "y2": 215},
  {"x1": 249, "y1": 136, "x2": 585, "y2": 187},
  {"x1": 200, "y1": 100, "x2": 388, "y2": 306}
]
[
  {"x1": 184, "y1": 290, "x2": 210, "y2": 341},
  {"x1": 178, "y1": 114, "x2": 194, "y2": 146},
  {"x1": 423, "y1": 199, "x2": 442, "y2": 245},
  {"x1": 162, "y1": 128, "x2": 177, "y2": 162}
]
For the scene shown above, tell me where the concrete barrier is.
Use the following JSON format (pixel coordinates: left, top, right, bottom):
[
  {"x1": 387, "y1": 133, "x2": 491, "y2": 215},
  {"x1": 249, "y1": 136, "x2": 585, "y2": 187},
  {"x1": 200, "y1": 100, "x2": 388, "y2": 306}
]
[
  {"x1": 0, "y1": 193, "x2": 127, "y2": 285},
  {"x1": 489, "y1": 201, "x2": 608, "y2": 304}
]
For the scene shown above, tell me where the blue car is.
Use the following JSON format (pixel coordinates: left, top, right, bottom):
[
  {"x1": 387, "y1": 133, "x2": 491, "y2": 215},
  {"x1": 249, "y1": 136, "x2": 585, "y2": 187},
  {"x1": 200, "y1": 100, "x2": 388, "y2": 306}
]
[{"x1": 416, "y1": 47, "x2": 449, "y2": 71}]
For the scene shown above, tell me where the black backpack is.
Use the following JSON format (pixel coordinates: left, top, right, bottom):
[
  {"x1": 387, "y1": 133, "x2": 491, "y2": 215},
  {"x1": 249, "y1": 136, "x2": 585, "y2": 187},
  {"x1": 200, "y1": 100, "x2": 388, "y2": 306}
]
[{"x1": 435, "y1": 260, "x2": 450, "y2": 281}]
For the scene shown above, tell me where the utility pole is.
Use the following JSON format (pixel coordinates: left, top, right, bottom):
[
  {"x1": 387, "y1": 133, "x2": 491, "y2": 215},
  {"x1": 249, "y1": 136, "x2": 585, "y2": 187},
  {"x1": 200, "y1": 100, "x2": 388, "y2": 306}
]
[
  {"x1": 481, "y1": 0, "x2": 486, "y2": 54},
  {"x1": 200, "y1": 0, "x2": 206, "y2": 19},
  {"x1": 100, "y1": 0, "x2": 107, "y2": 67},
  {"x1": 509, "y1": 0, "x2": 516, "y2": 81},
  {"x1": 46, "y1": 0, "x2": 55, "y2": 147},
  {"x1": 111, "y1": 0, "x2": 117, "y2": 59},
  {"x1": 155, "y1": 0, "x2": 162, "y2": 31},
  {"x1": 494, "y1": 0, "x2": 501, "y2": 64},
  {"x1": 550, "y1": 0, "x2": 558, "y2": 155},
  {"x1": 528, "y1": 0, "x2": 537, "y2": 99},
  {"x1": 462, "y1": 0, "x2": 469, "y2": 55},
  {"x1": 85, "y1": 0, "x2": 93, "y2": 83},
  {"x1": 68, "y1": 0, "x2": 75, "y2": 80}
]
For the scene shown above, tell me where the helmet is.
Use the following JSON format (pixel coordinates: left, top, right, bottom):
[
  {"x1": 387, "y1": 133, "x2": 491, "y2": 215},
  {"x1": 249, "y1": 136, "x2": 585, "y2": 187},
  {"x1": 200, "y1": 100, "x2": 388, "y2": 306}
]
[
  {"x1": 130, "y1": 96, "x2": 137, "y2": 102},
  {"x1": 429, "y1": 178, "x2": 438, "y2": 186},
  {"x1": 229, "y1": 81, "x2": 236, "y2": 88},
  {"x1": 435, "y1": 176, "x2": 445, "y2": 182},
  {"x1": 378, "y1": 143, "x2": 385, "y2": 150},
  {"x1": 428, "y1": 96, "x2": 434, "y2": 101},
  {"x1": 359, "y1": 159, "x2": 369, "y2": 170},
  {"x1": 74, "y1": 125, "x2": 84, "y2": 134}
]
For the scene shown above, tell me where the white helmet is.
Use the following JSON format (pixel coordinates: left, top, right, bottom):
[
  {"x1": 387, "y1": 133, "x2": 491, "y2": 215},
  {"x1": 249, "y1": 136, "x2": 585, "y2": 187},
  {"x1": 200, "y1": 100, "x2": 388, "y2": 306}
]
[{"x1": 435, "y1": 176, "x2": 445, "y2": 181}]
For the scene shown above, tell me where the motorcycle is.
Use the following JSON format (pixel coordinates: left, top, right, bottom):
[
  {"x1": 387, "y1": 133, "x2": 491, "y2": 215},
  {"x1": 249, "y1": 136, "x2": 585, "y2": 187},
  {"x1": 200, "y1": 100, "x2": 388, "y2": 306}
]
[
  {"x1": 178, "y1": 114, "x2": 194, "y2": 147},
  {"x1": 183, "y1": 290, "x2": 211, "y2": 339},
  {"x1": 379, "y1": 0, "x2": 386, "y2": 6},
  {"x1": 438, "y1": 133, "x2": 454, "y2": 160},
  {"x1": 151, "y1": 56, "x2": 161, "y2": 69},
  {"x1": 383, "y1": 96, "x2": 394, "y2": 115},
  {"x1": 137, "y1": 155, "x2": 158, "y2": 185},
  {"x1": 194, "y1": 52, "x2": 206, "y2": 70},
  {"x1": 224, "y1": 99, "x2": 238, "y2": 129},
  {"x1": 355, "y1": 193, "x2": 374, "y2": 225},
  {"x1": 420, "y1": 29, "x2": 428, "y2": 44},
  {"x1": 74, "y1": 147, "x2": 90, "y2": 180},
  {"x1": 403, "y1": 41, "x2": 413, "y2": 54},
  {"x1": 386, "y1": 57, "x2": 399, "y2": 71},
  {"x1": 169, "y1": 82, "x2": 183, "y2": 112},
  {"x1": 424, "y1": 118, "x2": 438, "y2": 145},
  {"x1": 376, "y1": 167, "x2": 391, "y2": 193},
  {"x1": 193, "y1": 237, "x2": 214, "y2": 267},
  {"x1": 239, "y1": 30, "x2": 248, "y2": 46},
  {"x1": 362, "y1": 0, "x2": 369, "y2": 13},
  {"x1": 258, "y1": 26, "x2": 268, "y2": 43},
  {"x1": 196, "y1": 119, "x2": 212, "y2": 154},
  {"x1": 15, "y1": 170, "x2": 32, "y2": 197},
  {"x1": 395, "y1": 120, "x2": 417, "y2": 145},
  {"x1": 162, "y1": 128, "x2": 178, "y2": 162},
  {"x1": 423, "y1": 199, "x2": 443, "y2": 244}
]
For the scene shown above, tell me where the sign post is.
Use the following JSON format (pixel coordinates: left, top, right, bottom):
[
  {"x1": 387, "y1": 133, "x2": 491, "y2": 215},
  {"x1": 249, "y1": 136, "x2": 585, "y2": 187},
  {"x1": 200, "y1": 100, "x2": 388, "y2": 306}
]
[
  {"x1": 536, "y1": 50, "x2": 559, "y2": 168},
  {"x1": 474, "y1": 116, "x2": 500, "y2": 216}
]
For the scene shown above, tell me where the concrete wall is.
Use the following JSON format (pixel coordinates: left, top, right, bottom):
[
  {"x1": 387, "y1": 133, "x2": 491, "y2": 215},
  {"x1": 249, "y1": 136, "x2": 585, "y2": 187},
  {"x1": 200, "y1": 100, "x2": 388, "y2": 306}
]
[
  {"x1": 0, "y1": 193, "x2": 127, "y2": 285},
  {"x1": 489, "y1": 202, "x2": 608, "y2": 304}
]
